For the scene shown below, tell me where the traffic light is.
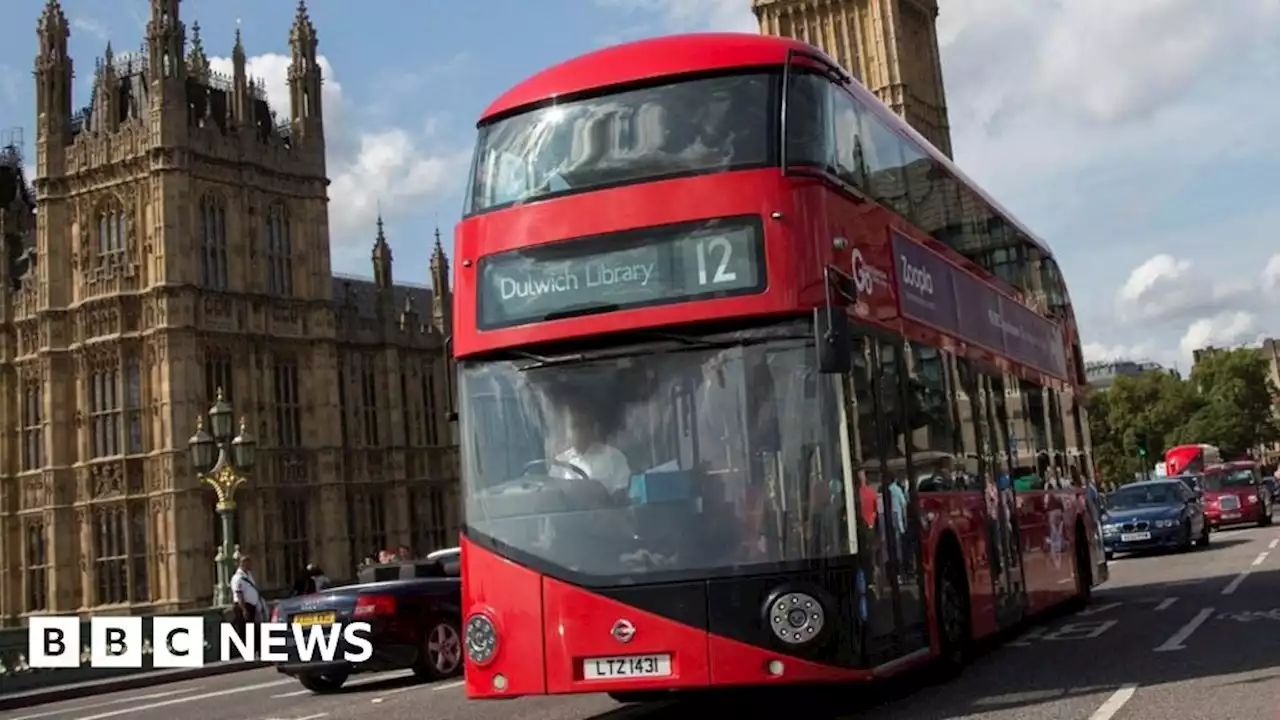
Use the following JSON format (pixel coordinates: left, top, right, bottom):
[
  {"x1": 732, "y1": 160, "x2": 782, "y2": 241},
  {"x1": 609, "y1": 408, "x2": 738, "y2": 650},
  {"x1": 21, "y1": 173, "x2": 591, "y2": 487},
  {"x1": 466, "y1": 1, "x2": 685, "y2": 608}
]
[{"x1": 1135, "y1": 433, "x2": 1148, "y2": 458}]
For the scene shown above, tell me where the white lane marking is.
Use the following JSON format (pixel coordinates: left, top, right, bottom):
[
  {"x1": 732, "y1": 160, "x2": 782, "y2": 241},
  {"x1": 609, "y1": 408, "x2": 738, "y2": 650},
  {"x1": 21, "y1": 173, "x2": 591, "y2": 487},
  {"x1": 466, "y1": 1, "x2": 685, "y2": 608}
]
[
  {"x1": 1078, "y1": 601, "x2": 1123, "y2": 616},
  {"x1": 270, "y1": 688, "x2": 314, "y2": 698},
  {"x1": 434, "y1": 679, "x2": 465, "y2": 691},
  {"x1": 71, "y1": 679, "x2": 294, "y2": 720},
  {"x1": 1088, "y1": 684, "x2": 1138, "y2": 720},
  {"x1": 8, "y1": 688, "x2": 203, "y2": 720},
  {"x1": 369, "y1": 678, "x2": 466, "y2": 703},
  {"x1": 1252, "y1": 551, "x2": 1269, "y2": 566},
  {"x1": 1155, "y1": 598, "x2": 1177, "y2": 611},
  {"x1": 1222, "y1": 570, "x2": 1252, "y2": 595},
  {"x1": 1269, "y1": 539, "x2": 1278, "y2": 549},
  {"x1": 1154, "y1": 608, "x2": 1214, "y2": 652},
  {"x1": 261, "y1": 715, "x2": 327, "y2": 720}
]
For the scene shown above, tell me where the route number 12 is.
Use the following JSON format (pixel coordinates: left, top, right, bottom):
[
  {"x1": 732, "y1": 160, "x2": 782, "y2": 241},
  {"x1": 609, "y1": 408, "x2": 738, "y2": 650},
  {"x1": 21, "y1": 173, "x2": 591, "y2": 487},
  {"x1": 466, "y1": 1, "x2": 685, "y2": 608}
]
[{"x1": 696, "y1": 237, "x2": 738, "y2": 285}]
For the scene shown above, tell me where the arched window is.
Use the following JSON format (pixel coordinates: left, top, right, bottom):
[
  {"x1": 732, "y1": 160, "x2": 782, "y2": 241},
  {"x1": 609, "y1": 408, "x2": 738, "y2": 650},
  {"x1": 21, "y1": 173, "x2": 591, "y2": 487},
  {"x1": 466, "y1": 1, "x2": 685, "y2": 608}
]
[
  {"x1": 265, "y1": 202, "x2": 293, "y2": 296},
  {"x1": 199, "y1": 194, "x2": 228, "y2": 289},
  {"x1": 96, "y1": 201, "x2": 126, "y2": 266}
]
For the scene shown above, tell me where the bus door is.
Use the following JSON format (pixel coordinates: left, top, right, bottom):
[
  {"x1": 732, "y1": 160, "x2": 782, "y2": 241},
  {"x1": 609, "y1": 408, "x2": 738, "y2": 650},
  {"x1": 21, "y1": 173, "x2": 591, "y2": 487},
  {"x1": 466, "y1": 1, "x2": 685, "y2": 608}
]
[
  {"x1": 844, "y1": 328, "x2": 930, "y2": 663},
  {"x1": 977, "y1": 374, "x2": 1027, "y2": 626}
]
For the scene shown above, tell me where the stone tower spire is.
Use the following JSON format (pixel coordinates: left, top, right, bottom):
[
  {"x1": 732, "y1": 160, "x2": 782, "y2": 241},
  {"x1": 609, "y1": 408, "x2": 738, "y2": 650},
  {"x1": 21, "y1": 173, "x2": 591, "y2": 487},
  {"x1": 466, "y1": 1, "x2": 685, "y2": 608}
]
[
  {"x1": 146, "y1": 0, "x2": 187, "y2": 146},
  {"x1": 751, "y1": 0, "x2": 953, "y2": 157},
  {"x1": 429, "y1": 227, "x2": 451, "y2": 336},
  {"x1": 230, "y1": 23, "x2": 250, "y2": 126},
  {"x1": 372, "y1": 212, "x2": 392, "y2": 289},
  {"x1": 34, "y1": 0, "x2": 72, "y2": 178},
  {"x1": 288, "y1": 0, "x2": 325, "y2": 154},
  {"x1": 186, "y1": 21, "x2": 209, "y2": 81},
  {"x1": 91, "y1": 42, "x2": 121, "y2": 134},
  {"x1": 146, "y1": 0, "x2": 186, "y2": 84}
]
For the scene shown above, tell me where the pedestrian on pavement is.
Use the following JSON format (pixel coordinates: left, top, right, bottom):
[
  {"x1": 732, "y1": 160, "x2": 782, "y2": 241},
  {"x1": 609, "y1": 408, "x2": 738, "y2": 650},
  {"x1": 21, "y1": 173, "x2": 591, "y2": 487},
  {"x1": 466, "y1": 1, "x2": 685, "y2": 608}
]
[
  {"x1": 230, "y1": 555, "x2": 266, "y2": 657},
  {"x1": 308, "y1": 563, "x2": 332, "y2": 592}
]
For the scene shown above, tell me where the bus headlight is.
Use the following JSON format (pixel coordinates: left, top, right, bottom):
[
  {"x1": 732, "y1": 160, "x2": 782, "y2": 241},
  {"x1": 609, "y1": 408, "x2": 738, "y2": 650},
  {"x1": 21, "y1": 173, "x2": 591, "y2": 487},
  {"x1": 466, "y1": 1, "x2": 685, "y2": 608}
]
[
  {"x1": 465, "y1": 613, "x2": 499, "y2": 665},
  {"x1": 767, "y1": 591, "x2": 825, "y2": 645}
]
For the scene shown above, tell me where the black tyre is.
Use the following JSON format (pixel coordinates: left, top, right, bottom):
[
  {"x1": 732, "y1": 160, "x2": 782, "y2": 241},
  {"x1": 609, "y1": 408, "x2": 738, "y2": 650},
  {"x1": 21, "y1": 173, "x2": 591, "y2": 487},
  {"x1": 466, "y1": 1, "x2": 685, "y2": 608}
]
[
  {"x1": 933, "y1": 549, "x2": 970, "y2": 678},
  {"x1": 414, "y1": 618, "x2": 464, "y2": 681},
  {"x1": 1070, "y1": 528, "x2": 1093, "y2": 611},
  {"x1": 298, "y1": 670, "x2": 348, "y2": 693},
  {"x1": 1178, "y1": 522, "x2": 1194, "y2": 552}
]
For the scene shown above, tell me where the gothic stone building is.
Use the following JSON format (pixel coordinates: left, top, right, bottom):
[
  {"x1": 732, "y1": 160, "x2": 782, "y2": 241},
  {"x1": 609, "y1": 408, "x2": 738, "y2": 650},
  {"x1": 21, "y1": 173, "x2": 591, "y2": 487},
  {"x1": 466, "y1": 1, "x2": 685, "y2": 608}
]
[{"x1": 0, "y1": 0, "x2": 458, "y2": 622}]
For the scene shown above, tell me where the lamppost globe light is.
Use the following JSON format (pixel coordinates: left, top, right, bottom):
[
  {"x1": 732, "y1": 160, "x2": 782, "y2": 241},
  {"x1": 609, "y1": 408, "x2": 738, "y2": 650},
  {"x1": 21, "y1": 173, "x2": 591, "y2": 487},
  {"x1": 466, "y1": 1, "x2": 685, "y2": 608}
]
[
  {"x1": 188, "y1": 417, "x2": 217, "y2": 474},
  {"x1": 231, "y1": 416, "x2": 257, "y2": 471},
  {"x1": 209, "y1": 387, "x2": 235, "y2": 442}
]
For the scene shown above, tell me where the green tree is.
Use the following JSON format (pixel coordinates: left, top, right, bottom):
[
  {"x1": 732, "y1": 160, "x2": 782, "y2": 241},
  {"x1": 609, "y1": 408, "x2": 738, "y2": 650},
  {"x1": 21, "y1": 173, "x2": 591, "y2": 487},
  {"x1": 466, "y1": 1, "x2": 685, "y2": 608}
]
[
  {"x1": 1088, "y1": 370, "x2": 1203, "y2": 486},
  {"x1": 1177, "y1": 349, "x2": 1280, "y2": 456}
]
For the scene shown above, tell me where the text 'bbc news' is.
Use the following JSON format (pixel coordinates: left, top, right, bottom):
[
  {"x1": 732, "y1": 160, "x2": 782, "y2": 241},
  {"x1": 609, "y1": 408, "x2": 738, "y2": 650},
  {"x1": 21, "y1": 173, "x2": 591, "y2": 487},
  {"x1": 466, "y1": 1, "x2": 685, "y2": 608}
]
[{"x1": 26, "y1": 616, "x2": 374, "y2": 668}]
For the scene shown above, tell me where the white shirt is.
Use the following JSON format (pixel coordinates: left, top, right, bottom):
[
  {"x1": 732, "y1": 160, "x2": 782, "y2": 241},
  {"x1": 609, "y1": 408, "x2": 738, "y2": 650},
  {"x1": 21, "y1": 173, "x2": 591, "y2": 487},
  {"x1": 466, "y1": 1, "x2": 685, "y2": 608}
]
[
  {"x1": 552, "y1": 443, "x2": 632, "y2": 493},
  {"x1": 230, "y1": 569, "x2": 264, "y2": 612}
]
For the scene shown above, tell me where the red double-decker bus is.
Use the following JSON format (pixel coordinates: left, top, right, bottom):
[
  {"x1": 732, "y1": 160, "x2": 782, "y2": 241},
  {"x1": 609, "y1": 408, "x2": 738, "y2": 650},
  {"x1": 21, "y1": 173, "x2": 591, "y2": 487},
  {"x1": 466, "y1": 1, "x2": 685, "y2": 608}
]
[
  {"x1": 453, "y1": 33, "x2": 1105, "y2": 700},
  {"x1": 1165, "y1": 444, "x2": 1222, "y2": 476}
]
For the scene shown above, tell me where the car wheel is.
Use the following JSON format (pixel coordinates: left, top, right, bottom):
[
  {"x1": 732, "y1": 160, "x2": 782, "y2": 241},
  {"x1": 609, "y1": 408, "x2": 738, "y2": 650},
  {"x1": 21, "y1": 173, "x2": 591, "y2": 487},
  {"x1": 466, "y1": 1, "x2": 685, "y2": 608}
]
[
  {"x1": 298, "y1": 670, "x2": 348, "y2": 693},
  {"x1": 414, "y1": 618, "x2": 463, "y2": 680},
  {"x1": 1178, "y1": 522, "x2": 1193, "y2": 552}
]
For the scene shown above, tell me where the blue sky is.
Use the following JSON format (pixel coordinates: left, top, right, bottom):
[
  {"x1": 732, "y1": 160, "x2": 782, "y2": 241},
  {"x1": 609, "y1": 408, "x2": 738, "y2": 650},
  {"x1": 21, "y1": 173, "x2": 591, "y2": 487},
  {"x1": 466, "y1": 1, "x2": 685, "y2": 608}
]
[{"x1": 1, "y1": 0, "x2": 1278, "y2": 369}]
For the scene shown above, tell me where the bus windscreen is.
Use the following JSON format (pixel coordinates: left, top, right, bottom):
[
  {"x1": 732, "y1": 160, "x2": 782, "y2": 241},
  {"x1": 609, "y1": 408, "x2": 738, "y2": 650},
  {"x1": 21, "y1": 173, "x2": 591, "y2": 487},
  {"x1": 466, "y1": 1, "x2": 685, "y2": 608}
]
[{"x1": 476, "y1": 216, "x2": 766, "y2": 329}]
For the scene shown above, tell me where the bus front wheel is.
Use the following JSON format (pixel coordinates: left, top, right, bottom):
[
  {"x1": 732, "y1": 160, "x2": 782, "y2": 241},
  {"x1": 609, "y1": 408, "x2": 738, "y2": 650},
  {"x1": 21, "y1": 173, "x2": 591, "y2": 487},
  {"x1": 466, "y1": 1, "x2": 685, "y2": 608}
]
[{"x1": 933, "y1": 544, "x2": 971, "y2": 678}]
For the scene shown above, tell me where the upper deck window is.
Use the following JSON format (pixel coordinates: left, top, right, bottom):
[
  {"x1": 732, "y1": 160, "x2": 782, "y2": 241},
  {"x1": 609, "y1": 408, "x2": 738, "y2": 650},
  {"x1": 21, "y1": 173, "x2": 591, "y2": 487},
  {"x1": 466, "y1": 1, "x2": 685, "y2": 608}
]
[
  {"x1": 466, "y1": 72, "x2": 774, "y2": 214},
  {"x1": 784, "y1": 72, "x2": 1069, "y2": 311}
]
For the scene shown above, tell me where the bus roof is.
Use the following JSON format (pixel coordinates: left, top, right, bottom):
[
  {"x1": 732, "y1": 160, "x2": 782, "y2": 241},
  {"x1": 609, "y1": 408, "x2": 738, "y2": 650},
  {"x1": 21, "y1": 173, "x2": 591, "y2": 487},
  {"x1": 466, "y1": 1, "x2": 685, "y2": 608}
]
[{"x1": 478, "y1": 32, "x2": 1055, "y2": 261}]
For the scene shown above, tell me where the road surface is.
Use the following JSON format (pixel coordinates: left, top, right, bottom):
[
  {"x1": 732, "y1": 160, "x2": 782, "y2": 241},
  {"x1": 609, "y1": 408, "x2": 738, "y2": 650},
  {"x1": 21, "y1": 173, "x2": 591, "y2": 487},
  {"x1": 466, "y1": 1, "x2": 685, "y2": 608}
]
[{"x1": 5, "y1": 523, "x2": 1278, "y2": 720}]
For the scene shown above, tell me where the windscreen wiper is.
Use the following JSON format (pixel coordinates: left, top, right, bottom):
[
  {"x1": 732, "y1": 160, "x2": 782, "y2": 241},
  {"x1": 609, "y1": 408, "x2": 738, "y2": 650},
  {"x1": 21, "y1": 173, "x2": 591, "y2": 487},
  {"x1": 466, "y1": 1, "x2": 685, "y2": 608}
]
[
  {"x1": 515, "y1": 350, "x2": 587, "y2": 372},
  {"x1": 629, "y1": 330, "x2": 736, "y2": 349}
]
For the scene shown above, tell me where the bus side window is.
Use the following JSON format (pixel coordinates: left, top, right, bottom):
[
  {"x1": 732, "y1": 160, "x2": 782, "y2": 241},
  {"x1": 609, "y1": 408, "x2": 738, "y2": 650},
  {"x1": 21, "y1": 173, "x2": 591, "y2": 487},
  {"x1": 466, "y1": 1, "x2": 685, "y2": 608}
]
[
  {"x1": 829, "y1": 88, "x2": 867, "y2": 188},
  {"x1": 785, "y1": 73, "x2": 832, "y2": 169}
]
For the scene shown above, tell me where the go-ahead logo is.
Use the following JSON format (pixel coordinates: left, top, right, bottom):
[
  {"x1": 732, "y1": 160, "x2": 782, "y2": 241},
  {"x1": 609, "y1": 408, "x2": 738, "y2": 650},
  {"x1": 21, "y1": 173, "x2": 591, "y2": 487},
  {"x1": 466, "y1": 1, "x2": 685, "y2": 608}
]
[
  {"x1": 849, "y1": 247, "x2": 875, "y2": 296},
  {"x1": 899, "y1": 255, "x2": 934, "y2": 295}
]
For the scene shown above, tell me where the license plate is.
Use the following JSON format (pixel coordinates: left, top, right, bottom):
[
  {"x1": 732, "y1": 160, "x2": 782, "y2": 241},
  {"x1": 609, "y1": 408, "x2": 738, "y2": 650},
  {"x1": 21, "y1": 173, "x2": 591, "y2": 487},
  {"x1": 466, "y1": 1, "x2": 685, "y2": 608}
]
[
  {"x1": 291, "y1": 612, "x2": 335, "y2": 627},
  {"x1": 582, "y1": 654, "x2": 672, "y2": 680},
  {"x1": 1223, "y1": 512, "x2": 1240, "y2": 519},
  {"x1": 1120, "y1": 532, "x2": 1151, "y2": 542}
]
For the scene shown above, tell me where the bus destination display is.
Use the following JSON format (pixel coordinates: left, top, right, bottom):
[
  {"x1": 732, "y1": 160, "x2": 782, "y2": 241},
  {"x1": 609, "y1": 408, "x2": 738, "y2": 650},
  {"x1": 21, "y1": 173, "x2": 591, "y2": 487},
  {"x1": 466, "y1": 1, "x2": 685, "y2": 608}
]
[{"x1": 477, "y1": 217, "x2": 765, "y2": 329}]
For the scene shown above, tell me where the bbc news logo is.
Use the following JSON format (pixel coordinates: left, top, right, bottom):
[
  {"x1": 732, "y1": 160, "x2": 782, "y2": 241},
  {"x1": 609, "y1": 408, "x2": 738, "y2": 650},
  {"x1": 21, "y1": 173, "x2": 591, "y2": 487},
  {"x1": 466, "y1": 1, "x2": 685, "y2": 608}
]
[{"x1": 28, "y1": 616, "x2": 374, "y2": 668}]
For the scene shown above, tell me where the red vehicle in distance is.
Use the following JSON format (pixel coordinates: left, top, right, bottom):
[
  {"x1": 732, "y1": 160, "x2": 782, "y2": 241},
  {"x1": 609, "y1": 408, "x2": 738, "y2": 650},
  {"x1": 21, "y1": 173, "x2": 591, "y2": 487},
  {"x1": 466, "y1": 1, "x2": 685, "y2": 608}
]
[
  {"x1": 453, "y1": 33, "x2": 1104, "y2": 701},
  {"x1": 1164, "y1": 444, "x2": 1222, "y2": 476},
  {"x1": 1201, "y1": 461, "x2": 1274, "y2": 529}
]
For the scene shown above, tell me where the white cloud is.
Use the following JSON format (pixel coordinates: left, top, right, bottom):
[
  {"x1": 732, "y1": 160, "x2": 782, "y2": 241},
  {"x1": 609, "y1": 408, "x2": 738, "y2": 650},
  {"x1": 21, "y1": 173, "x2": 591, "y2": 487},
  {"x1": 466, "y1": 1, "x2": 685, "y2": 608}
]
[
  {"x1": 1179, "y1": 311, "x2": 1260, "y2": 358},
  {"x1": 208, "y1": 52, "x2": 469, "y2": 257},
  {"x1": 595, "y1": 0, "x2": 757, "y2": 33},
  {"x1": 70, "y1": 16, "x2": 110, "y2": 43},
  {"x1": 1263, "y1": 254, "x2": 1280, "y2": 296}
]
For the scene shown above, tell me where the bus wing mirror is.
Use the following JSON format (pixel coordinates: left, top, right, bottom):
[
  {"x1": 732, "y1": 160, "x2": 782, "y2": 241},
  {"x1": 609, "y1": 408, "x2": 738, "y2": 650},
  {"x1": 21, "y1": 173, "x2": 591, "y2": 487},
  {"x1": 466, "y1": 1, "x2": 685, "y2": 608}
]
[{"x1": 814, "y1": 305, "x2": 851, "y2": 374}]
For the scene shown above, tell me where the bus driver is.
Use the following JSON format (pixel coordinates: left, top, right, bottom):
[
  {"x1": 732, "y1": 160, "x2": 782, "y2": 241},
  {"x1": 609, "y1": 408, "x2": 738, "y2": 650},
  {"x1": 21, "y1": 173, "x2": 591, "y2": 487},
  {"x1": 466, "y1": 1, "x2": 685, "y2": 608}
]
[{"x1": 549, "y1": 397, "x2": 633, "y2": 501}]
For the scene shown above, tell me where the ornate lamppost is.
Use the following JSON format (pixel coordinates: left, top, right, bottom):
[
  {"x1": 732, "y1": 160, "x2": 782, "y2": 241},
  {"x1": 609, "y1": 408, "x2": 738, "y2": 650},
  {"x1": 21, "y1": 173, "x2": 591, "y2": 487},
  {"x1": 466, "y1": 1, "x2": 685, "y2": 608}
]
[{"x1": 188, "y1": 388, "x2": 257, "y2": 606}]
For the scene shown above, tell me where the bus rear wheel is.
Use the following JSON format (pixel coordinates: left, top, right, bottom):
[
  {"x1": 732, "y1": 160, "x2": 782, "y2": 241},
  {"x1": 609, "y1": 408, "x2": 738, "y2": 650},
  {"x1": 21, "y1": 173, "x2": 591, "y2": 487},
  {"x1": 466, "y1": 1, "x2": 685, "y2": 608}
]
[{"x1": 933, "y1": 548, "x2": 970, "y2": 678}]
